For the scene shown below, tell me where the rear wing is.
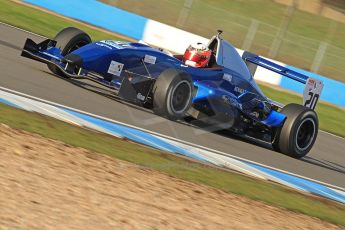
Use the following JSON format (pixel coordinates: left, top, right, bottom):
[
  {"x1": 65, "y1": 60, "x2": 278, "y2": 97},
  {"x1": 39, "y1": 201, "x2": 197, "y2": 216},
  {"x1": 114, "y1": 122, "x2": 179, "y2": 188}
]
[{"x1": 242, "y1": 51, "x2": 323, "y2": 110}]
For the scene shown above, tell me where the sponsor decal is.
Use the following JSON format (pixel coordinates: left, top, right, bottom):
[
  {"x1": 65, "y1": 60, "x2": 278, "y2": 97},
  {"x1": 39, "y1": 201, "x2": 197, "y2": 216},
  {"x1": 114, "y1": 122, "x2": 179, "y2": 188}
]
[
  {"x1": 222, "y1": 73, "x2": 232, "y2": 83},
  {"x1": 234, "y1": 86, "x2": 247, "y2": 94},
  {"x1": 144, "y1": 54, "x2": 157, "y2": 64},
  {"x1": 137, "y1": 93, "x2": 146, "y2": 101},
  {"x1": 95, "y1": 42, "x2": 112, "y2": 50},
  {"x1": 308, "y1": 78, "x2": 315, "y2": 85},
  {"x1": 100, "y1": 40, "x2": 132, "y2": 49},
  {"x1": 107, "y1": 61, "x2": 124, "y2": 76}
]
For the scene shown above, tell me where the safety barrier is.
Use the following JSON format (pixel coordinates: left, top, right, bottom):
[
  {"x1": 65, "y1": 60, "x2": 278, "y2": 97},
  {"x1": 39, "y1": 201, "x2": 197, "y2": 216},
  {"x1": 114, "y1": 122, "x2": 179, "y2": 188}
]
[{"x1": 24, "y1": 0, "x2": 345, "y2": 107}]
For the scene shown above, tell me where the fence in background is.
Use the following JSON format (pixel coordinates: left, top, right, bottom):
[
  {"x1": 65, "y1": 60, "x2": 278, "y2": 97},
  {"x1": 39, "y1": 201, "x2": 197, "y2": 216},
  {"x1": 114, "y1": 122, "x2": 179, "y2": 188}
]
[
  {"x1": 102, "y1": 0, "x2": 345, "y2": 84},
  {"x1": 23, "y1": 0, "x2": 345, "y2": 107}
]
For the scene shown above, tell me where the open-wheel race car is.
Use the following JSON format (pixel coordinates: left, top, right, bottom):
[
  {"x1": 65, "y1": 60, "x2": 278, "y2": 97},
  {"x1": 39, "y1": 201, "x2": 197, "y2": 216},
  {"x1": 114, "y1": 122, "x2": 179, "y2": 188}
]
[{"x1": 21, "y1": 27, "x2": 323, "y2": 158}]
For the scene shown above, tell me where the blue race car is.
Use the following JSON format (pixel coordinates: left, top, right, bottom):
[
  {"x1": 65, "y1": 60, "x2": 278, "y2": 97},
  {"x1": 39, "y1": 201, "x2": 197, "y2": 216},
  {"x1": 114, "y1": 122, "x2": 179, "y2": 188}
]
[{"x1": 21, "y1": 27, "x2": 323, "y2": 158}]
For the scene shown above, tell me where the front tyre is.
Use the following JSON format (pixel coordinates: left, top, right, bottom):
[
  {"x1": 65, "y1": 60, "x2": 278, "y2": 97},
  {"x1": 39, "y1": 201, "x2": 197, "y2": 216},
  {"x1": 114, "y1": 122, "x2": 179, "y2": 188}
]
[
  {"x1": 272, "y1": 103, "x2": 318, "y2": 158},
  {"x1": 152, "y1": 69, "x2": 193, "y2": 120},
  {"x1": 48, "y1": 27, "x2": 91, "y2": 77}
]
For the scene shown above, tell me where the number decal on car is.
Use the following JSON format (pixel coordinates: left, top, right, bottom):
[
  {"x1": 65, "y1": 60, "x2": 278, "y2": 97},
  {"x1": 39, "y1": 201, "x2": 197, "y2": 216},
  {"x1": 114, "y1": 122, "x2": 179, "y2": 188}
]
[{"x1": 303, "y1": 78, "x2": 323, "y2": 110}]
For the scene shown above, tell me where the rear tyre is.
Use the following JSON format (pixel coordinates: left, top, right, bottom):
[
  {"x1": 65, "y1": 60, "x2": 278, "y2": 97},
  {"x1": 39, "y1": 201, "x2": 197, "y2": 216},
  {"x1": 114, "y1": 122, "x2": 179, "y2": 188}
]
[
  {"x1": 152, "y1": 69, "x2": 193, "y2": 120},
  {"x1": 272, "y1": 103, "x2": 318, "y2": 158},
  {"x1": 48, "y1": 27, "x2": 91, "y2": 77}
]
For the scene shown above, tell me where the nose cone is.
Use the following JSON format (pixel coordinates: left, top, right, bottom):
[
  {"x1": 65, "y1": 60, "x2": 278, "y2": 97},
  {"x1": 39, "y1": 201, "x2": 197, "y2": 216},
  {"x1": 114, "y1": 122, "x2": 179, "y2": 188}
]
[{"x1": 72, "y1": 42, "x2": 115, "y2": 61}]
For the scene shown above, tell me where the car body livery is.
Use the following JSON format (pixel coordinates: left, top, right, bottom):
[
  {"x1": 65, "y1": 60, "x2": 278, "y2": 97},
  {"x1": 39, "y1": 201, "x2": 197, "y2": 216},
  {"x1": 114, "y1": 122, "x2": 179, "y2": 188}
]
[{"x1": 21, "y1": 28, "x2": 323, "y2": 158}]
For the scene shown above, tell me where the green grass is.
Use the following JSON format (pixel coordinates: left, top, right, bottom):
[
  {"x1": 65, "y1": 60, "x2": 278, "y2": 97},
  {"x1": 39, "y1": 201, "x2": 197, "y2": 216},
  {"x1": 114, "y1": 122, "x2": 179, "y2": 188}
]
[
  {"x1": 101, "y1": 0, "x2": 345, "y2": 82},
  {"x1": 0, "y1": 0, "x2": 344, "y2": 138},
  {"x1": 0, "y1": 102, "x2": 345, "y2": 226},
  {"x1": 0, "y1": 0, "x2": 123, "y2": 41}
]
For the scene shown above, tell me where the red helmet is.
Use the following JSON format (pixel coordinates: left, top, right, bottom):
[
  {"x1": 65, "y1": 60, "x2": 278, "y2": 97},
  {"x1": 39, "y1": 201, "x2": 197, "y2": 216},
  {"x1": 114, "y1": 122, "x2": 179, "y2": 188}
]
[{"x1": 182, "y1": 43, "x2": 212, "y2": 68}]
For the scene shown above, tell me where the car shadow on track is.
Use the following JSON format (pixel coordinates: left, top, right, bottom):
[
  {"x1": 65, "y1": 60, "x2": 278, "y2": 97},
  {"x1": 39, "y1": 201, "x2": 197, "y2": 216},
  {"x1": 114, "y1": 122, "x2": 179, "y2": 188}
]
[{"x1": 0, "y1": 39, "x2": 22, "y2": 51}]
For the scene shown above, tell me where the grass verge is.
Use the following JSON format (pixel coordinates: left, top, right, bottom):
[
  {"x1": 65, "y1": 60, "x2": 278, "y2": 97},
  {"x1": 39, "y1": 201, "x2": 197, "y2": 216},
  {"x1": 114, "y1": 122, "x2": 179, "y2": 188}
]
[
  {"x1": 0, "y1": 102, "x2": 345, "y2": 226},
  {"x1": 0, "y1": 0, "x2": 123, "y2": 41}
]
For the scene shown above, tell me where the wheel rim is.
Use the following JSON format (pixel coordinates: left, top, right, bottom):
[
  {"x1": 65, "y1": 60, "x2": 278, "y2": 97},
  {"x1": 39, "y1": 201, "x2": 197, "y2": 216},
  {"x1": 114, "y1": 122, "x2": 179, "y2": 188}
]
[
  {"x1": 295, "y1": 117, "x2": 316, "y2": 151},
  {"x1": 170, "y1": 80, "x2": 192, "y2": 114}
]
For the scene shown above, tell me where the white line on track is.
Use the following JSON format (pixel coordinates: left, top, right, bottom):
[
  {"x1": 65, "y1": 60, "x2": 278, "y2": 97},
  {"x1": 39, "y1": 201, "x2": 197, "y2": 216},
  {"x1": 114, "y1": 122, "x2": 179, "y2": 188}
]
[
  {"x1": 321, "y1": 130, "x2": 345, "y2": 140},
  {"x1": 1, "y1": 85, "x2": 344, "y2": 192},
  {"x1": 0, "y1": 21, "x2": 46, "y2": 38}
]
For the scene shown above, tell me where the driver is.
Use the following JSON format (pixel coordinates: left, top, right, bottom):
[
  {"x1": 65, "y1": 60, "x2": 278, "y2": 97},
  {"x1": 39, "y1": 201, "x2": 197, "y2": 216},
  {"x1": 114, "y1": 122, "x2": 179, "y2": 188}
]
[{"x1": 182, "y1": 42, "x2": 212, "y2": 68}]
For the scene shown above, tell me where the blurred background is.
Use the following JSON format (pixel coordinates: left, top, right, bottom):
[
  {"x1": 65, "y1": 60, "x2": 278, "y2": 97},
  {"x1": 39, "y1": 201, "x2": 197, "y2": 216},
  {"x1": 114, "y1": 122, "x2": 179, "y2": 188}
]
[{"x1": 101, "y1": 0, "x2": 345, "y2": 83}]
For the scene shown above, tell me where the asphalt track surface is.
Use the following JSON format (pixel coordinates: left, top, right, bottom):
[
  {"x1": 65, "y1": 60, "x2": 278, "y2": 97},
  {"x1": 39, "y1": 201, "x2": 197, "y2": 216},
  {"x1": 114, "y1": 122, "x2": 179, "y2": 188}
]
[{"x1": 1, "y1": 23, "x2": 344, "y2": 188}]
